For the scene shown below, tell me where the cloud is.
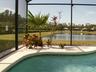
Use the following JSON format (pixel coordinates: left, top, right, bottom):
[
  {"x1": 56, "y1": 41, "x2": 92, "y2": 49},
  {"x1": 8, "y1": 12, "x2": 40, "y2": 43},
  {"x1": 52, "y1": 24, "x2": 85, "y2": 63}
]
[
  {"x1": 0, "y1": 8, "x2": 15, "y2": 13},
  {"x1": 87, "y1": 11, "x2": 95, "y2": 15}
]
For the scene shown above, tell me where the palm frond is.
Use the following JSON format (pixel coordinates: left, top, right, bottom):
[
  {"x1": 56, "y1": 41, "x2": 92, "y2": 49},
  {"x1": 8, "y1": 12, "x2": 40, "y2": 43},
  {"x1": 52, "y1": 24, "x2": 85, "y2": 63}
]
[{"x1": 28, "y1": 11, "x2": 49, "y2": 27}]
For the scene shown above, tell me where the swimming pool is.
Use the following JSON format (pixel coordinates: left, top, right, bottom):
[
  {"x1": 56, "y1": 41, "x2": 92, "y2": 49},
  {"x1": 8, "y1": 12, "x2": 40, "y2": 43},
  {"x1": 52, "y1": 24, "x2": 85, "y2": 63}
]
[{"x1": 5, "y1": 53, "x2": 96, "y2": 72}]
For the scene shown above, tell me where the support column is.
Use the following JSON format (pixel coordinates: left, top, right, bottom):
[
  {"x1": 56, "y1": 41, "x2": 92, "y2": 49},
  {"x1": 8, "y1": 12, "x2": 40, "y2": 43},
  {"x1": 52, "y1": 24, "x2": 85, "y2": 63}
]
[
  {"x1": 26, "y1": 1, "x2": 28, "y2": 34},
  {"x1": 15, "y1": 0, "x2": 18, "y2": 50},
  {"x1": 70, "y1": 0, "x2": 73, "y2": 45}
]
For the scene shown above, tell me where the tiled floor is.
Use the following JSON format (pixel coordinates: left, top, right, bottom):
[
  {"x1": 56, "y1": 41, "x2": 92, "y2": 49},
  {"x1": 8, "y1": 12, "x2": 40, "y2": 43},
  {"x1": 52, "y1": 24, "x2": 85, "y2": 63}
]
[{"x1": 0, "y1": 45, "x2": 96, "y2": 72}]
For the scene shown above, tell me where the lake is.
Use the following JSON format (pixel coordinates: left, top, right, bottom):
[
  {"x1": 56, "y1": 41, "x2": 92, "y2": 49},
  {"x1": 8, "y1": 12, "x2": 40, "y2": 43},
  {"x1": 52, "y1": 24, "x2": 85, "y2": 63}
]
[{"x1": 42, "y1": 33, "x2": 96, "y2": 41}]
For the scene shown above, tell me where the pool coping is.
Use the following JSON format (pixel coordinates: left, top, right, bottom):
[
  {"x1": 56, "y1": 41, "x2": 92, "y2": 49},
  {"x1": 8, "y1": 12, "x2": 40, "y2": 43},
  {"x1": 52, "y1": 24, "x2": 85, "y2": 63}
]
[{"x1": 0, "y1": 45, "x2": 96, "y2": 72}]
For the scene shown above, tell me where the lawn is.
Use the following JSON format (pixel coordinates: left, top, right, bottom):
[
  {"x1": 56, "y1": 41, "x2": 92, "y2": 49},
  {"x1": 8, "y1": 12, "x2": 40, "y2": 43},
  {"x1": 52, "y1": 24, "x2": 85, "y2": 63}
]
[{"x1": 0, "y1": 40, "x2": 15, "y2": 52}]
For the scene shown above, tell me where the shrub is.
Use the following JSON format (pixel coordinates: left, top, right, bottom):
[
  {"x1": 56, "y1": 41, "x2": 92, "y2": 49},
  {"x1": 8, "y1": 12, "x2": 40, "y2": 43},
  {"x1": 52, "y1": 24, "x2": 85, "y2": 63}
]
[{"x1": 59, "y1": 44, "x2": 66, "y2": 49}]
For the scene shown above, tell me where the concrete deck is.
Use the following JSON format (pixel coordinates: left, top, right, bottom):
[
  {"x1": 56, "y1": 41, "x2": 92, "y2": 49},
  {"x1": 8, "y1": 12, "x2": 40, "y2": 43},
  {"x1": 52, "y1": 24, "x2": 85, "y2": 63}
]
[{"x1": 0, "y1": 45, "x2": 96, "y2": 72}]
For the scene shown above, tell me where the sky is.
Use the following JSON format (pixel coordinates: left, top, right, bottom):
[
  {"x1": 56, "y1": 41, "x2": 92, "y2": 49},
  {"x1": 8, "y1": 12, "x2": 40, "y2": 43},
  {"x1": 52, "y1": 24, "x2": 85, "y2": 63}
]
[
  {"x1": 0, "y1": 0, "x2": 26, "y2": 17},
  {"x1": 29, "y1": 0, "x2": 96, "y2": 24},
  {"x1": 0, "y1": 0, "x2": 96, "y2": 24},
  {"x1": 0, "y1": 0, "x2": 15, "y2": 13}
]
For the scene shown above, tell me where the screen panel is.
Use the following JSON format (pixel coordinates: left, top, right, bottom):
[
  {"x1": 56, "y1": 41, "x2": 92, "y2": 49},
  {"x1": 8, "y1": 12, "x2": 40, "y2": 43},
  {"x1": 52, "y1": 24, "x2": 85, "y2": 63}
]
[
  {"x1": 0, "y1": 0, "x2": 15, "y2": 53},
  {"x1": 72, "y1": 6, "x2": 96, "y2": 45},
  {"x1": 18, "y1": 0, "x2": 27, "y2": 46},
  {"x1": 29, "y1": 0, "x2": 70, "y2": 3},
  {"x1": 28, "y1": 5, "x2": 71, "y2": 45},
  {"x1": 73, "y1": 0, "x2": 96, "y2": 4}
]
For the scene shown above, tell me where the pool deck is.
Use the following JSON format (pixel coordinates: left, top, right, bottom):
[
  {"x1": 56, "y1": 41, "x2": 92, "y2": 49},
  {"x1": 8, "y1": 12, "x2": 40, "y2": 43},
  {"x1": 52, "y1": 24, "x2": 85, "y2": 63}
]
[{"x1": 0, "y1": 45, "x2": 96, "y2": 72}]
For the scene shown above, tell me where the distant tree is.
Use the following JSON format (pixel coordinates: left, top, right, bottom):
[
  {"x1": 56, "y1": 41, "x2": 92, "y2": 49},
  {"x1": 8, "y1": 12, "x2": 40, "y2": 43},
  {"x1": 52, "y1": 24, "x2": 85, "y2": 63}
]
[{"x1": 0, "y1": 9, "x2": 26, "y2": 33}]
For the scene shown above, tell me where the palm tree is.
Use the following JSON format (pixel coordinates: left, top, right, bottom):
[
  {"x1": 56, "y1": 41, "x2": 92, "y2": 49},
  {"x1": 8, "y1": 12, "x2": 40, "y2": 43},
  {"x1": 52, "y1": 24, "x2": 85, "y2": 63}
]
[{"x1": 28, "y1": 11, "x2": 49, "y2": 37}]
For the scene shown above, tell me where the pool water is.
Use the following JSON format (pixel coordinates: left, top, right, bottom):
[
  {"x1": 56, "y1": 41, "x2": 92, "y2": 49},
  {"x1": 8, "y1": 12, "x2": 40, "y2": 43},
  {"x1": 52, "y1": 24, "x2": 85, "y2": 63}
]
[{"x1": 7, "y1": 53, "x2": 96, "y2": 72}]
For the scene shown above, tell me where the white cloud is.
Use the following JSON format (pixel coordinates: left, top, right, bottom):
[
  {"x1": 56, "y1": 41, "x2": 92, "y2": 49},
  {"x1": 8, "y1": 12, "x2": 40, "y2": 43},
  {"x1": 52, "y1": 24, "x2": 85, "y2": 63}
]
[
  {"x1": 87, "y1": 11, "x2": 95, "y2": 15},
  {"x1": 0, "y1": 8, "x2": 15, "y2": 13}
]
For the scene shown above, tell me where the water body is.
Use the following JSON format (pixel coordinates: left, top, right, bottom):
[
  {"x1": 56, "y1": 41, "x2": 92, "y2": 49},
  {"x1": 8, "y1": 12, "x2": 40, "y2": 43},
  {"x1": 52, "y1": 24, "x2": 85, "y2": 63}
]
[{"x1": 42, "y1": 33, "x2": 96, "y2": 41}]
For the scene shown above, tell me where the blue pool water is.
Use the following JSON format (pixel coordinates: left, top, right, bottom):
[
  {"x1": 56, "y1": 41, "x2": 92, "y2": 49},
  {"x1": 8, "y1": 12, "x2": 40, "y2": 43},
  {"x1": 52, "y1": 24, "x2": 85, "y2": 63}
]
[{"x1": 6, "y1": 53, "x2": 96, "y2": 72}]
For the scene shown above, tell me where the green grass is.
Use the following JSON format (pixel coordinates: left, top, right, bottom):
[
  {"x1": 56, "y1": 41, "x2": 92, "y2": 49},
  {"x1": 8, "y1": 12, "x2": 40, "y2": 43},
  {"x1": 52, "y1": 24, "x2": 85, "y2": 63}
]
[
  {"x1": 0, "y1": 40, "x2": 15, "y2": 52},
  {"x1": 0, "y1": 34, "x2": 24, "y2": 52},
  {"x1": 0, "y1": 34, "x2": 15, "y2": 40},
  {"x1": 43, "y1": 40, "x2": 96, "y2": 46}
]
